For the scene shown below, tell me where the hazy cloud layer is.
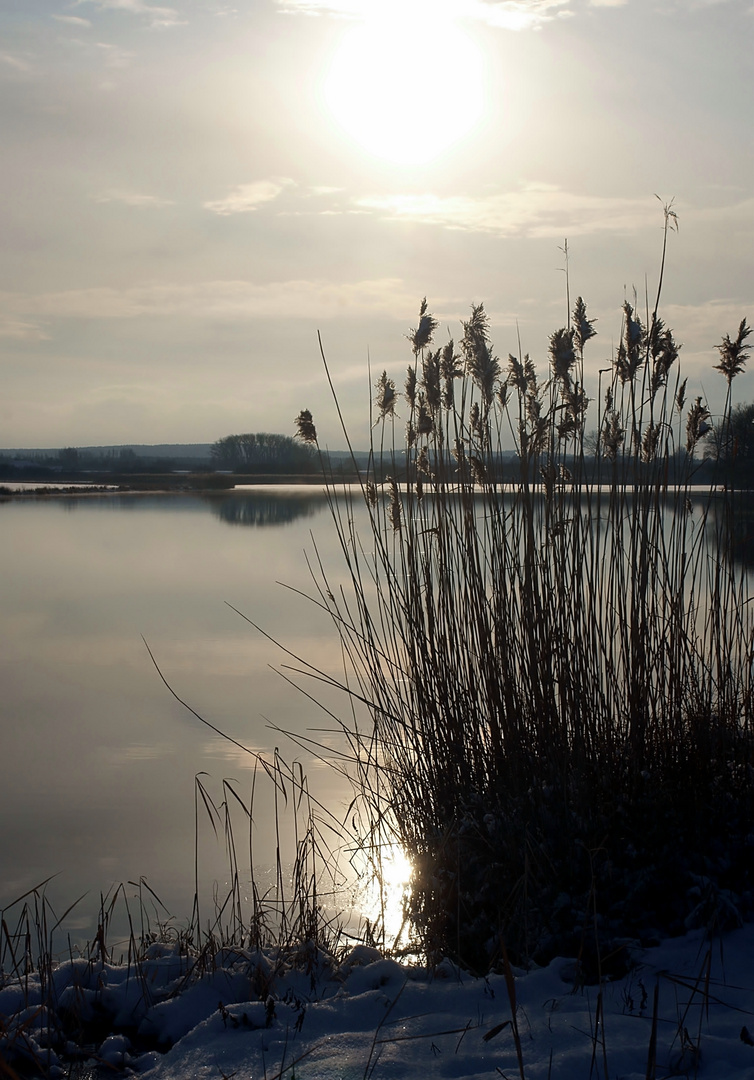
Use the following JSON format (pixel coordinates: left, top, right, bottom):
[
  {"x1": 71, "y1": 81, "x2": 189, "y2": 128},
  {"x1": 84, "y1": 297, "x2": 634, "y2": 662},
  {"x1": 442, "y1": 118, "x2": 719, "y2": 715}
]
[
  {"x1": 353, "y1": 185, "x2": 660, "y2": 238},
  {"x1": 203, "y1": 180, "x2": 296, "y2": 216},
  {"x1": 1, "y1": 0, "x2": 751, "y2": 446},
  {"x1": 662, "y1": 300, "x2": 754, "y2": 350},
  {"x1": 74, "y1": 0, "x2": 185, "y2": 27},
  {"x1": 276, "y1": 0, "x2": 571, "y2": 30},
  {"x1": 0, "y1": 278, "x2": 415, "y2": 324}
]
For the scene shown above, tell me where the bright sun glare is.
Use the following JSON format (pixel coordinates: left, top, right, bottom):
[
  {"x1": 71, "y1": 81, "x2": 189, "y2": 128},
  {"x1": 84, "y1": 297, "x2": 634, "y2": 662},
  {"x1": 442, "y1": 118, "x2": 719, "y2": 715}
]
[
  {"x1": 361, "y1": 844, "x2": 413, "y2": 946},
  {"x1": 323, "y1": 3, "x2": 485, "y2": 165}
]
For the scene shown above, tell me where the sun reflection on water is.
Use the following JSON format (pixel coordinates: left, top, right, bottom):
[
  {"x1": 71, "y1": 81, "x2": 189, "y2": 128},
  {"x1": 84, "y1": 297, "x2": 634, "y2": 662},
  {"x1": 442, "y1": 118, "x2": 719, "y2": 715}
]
[{"x1": 357, "y1": 844, "x2": 414, "y2": 950}]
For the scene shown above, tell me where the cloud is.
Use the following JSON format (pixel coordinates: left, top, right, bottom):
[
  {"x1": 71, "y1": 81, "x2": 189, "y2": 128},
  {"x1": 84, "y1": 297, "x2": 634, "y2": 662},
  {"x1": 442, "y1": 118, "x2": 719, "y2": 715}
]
[
  {"x1": 276, "y1": 0, "x2": 362, "y2": 14},
  {"x1": 94, "y1": 189, "x2": 174, "y2": 207},
  {"x1": 276, "y1": 0, "x2": 571, "y2": 30},
  {"x1": 95, "y1": 41, "x2": 135, "y2": 66},
  {"x1": 75, "y1": 1, "x2": 184, "y2": 28},
  {"x1": 461, "y1": 0, "x2": 571, "y2": 29},
  {"x1": 0, "y1": 277, "x2": 415, "y2": 322},
  {"x1": 52, "y1": 14, "x2": 93, "y2": 26},
  {"x1": 0, "y1": 316, "x2": 50, "y2": 341},
  {"x1": 0, "y1": 52, "x2": 32, "y2": 73},
  {"x1": 353, "y1": 183, "x2": 660, "y2": 238},
  {"x1": 203, "y1": 179, "x2": 295, "y2": 216}
]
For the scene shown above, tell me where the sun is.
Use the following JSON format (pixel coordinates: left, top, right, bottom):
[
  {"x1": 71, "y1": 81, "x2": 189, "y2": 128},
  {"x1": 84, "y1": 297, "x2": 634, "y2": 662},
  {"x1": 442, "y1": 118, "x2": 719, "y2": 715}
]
[{"x1": 322, "y1": 7, "x2": 485, "y2": 166}]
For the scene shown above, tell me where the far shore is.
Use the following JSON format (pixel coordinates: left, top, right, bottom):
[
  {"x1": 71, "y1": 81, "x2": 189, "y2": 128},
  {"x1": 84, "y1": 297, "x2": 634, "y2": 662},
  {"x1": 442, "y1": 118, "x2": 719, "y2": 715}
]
[{"x1": 0, "y1": 472, "x2": 361, "y2": 498}]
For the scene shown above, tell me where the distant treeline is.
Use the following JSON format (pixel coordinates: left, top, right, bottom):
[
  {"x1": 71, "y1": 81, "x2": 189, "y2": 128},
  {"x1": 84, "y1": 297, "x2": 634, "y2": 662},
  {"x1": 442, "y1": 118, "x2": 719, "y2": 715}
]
[
  {"x1": 4, "y1": 405, "x2": 754, "y2": 484},
  {"x1": 0, "y1": 445, "x2": 211, "y2": 478},
  {"x1": 210, "y1": 433, "x2": 317, "y2": 474}
]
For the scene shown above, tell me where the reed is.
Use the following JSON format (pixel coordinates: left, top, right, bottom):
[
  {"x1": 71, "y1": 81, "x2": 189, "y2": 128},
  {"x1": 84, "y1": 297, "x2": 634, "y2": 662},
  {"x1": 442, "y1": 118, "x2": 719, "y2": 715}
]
[{"x1": 294, "y1": 210, "x2": 754, "y2": 971}]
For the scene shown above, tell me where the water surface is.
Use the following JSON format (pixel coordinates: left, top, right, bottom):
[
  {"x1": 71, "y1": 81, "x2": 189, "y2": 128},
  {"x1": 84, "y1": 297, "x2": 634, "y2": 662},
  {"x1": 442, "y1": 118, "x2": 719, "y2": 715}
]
[{"x1": 0, "y1": 489, "x2": 357, "y2": 935}]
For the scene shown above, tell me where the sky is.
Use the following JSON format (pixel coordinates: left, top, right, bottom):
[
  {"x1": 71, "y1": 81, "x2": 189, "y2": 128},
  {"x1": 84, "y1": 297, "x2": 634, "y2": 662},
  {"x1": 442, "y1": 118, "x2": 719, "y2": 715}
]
[{"x1": 1, "y1": 0, "x2": 752, "y2": 450}]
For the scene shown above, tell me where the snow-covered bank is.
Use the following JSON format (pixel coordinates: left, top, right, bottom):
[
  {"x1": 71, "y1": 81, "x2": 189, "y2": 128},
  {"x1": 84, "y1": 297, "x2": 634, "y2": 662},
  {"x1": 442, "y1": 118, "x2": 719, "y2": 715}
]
[{"x1": 5, "y1": 925, "x2": 754, "y2": 1079}]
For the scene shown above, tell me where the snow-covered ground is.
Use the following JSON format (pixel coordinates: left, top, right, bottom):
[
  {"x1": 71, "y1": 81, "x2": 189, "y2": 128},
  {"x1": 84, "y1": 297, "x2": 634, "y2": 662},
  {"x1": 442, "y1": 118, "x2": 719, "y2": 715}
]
[{"x1": 5, "y1": 923, "x2": 754, "y2": 1079}]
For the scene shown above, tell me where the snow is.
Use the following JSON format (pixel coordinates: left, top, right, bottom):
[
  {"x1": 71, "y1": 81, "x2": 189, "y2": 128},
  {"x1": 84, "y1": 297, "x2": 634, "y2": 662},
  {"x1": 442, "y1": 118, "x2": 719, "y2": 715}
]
[{"x1": 5, "y1": 924, "x2": 754, "y2": 1078}]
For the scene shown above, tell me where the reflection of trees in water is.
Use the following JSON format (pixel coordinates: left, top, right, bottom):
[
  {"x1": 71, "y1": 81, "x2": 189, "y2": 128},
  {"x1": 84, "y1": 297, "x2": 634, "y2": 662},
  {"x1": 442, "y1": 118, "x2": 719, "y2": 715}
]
[
  {"x1": 730, "y1": 496, "x2": 754, "y2": 570},
  {"x1": 706, "y1": 491, "x2": 754, "y2": 570},
  {"x1": 207, "y1": 493, "x2": 325, "y2": 527}
]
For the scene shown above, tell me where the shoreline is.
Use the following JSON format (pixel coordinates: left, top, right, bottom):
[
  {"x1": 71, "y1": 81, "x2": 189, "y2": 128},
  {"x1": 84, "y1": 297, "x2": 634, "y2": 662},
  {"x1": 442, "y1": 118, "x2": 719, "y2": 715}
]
[{"x1": 0, "y1": 475, "x2": 357, "y2": 499}]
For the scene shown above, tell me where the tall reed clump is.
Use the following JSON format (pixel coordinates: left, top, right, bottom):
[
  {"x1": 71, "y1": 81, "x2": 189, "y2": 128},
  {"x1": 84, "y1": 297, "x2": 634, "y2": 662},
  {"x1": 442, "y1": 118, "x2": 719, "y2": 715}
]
[{"x1": 294, "y1": 213, "x2": 754, "y2": 972}]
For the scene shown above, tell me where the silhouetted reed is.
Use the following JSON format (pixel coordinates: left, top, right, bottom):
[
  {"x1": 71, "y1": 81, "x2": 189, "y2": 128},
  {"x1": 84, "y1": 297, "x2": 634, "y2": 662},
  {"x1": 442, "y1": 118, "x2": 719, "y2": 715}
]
[{"x1": 295, "y1": 211, "x2": 754, "y2": 970}]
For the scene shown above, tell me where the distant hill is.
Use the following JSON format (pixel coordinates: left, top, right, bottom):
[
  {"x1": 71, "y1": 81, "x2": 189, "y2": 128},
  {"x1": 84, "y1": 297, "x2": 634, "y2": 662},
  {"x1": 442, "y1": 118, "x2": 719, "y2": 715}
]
[
  {"x1": 0, "y1": 444, "x2": 379, "y2": 465},
  {"x1": 0, "y1": 444, "x2": 520, "y2": 467},
  {"x1": 0, "y1": 443, "x2": 214, "y2": 460}
]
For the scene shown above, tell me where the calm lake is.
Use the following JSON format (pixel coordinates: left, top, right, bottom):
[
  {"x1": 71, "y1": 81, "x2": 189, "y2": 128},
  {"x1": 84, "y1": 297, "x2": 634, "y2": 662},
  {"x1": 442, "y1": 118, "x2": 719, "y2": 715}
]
[
  {"x1": 0, "y1": 487, "x2": 361, "y2": 939},
  {"x1": 3, "y1": 483, "x2": 753, "y2": 946}
]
